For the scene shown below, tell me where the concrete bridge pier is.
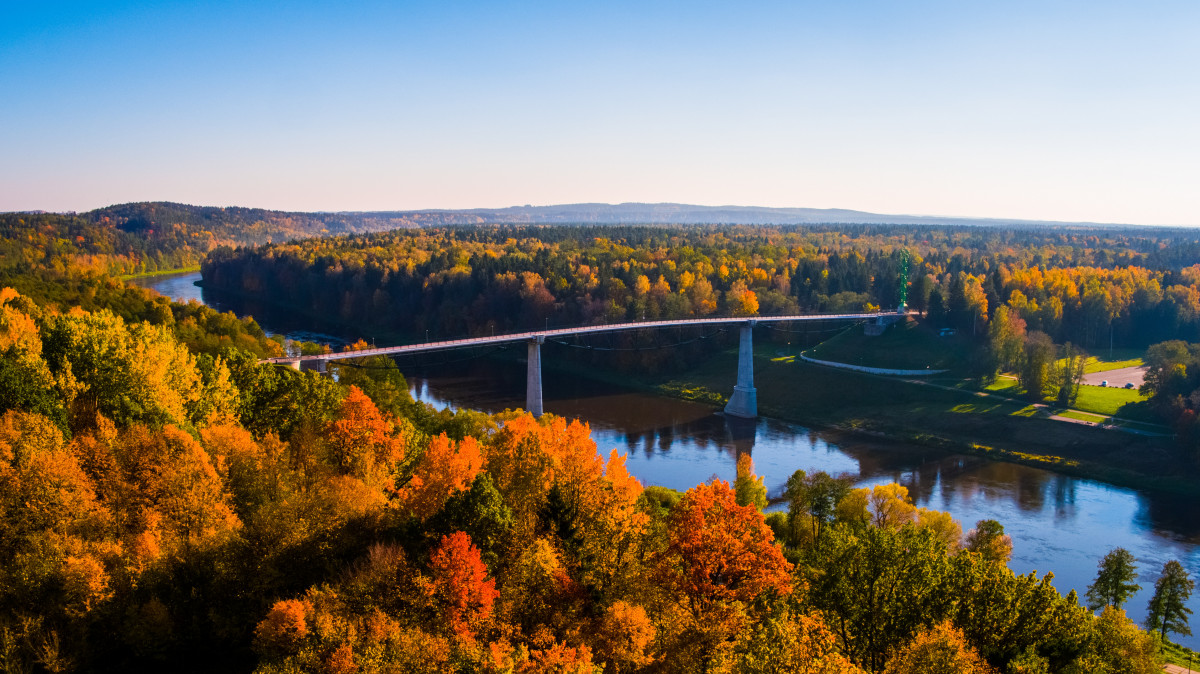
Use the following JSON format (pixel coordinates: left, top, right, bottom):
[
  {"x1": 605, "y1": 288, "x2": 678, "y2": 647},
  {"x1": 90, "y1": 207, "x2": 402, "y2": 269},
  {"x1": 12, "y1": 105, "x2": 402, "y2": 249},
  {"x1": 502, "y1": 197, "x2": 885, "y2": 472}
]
[
  {"x1": 527, "y1": 336, "x2": 546, "y2": 417},
  {"x1": 724, "y1": 321, "x2": 758, "y2": 419}
]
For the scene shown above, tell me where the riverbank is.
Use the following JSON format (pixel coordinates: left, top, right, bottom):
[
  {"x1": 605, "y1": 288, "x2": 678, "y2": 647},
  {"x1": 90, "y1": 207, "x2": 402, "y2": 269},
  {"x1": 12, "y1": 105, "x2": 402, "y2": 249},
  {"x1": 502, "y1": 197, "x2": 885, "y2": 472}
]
[
  {"x1": 533, "y1": 341, "x2": 1199, "y2": 497},
  {"x1": 119, "y1": 265, "x2": 200, "y2": 280}
]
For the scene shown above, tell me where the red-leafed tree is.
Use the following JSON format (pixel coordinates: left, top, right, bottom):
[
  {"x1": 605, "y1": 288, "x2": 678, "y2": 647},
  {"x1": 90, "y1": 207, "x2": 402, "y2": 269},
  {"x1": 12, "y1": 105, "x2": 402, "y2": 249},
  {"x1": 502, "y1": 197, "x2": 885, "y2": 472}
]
[{"x1": 426, "y1": 531, "x2": 498, "y2": 640}]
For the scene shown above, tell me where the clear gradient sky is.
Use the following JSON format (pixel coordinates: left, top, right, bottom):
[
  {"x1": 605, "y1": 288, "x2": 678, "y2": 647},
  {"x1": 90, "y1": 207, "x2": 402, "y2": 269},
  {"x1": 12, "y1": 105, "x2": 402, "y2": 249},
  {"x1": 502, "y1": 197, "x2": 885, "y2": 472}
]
[{"x1": 2, "y1": 1, "x2": 1198, "y2": 224}]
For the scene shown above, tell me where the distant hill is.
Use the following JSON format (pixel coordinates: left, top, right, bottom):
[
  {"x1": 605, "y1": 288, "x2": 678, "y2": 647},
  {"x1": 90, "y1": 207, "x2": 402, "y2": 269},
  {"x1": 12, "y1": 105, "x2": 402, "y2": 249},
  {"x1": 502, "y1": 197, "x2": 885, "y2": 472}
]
[
  {"x1": 75, "y1": 201, "x2": 1135, "y2": 232},
  {"x1": 374, "y1": 202, "x2": 1128, "y2": 227},
  {"x1": 87, "y1": 202, "x2": 404, "y2": 243}
]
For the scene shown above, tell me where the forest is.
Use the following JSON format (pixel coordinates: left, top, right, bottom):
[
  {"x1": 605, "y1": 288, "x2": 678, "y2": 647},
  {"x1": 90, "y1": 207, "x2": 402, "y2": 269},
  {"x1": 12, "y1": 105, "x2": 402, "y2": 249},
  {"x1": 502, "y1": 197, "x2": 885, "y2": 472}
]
[
  {"x1": 0, "y1": 284, "x2": 1171, "y2": 673},
  {"x1": 1, "y1": 211, "x2": 1198, "y2": 671},
  {"x1": 201, "y1": 224, "x2": 1200, "y2": 353}
]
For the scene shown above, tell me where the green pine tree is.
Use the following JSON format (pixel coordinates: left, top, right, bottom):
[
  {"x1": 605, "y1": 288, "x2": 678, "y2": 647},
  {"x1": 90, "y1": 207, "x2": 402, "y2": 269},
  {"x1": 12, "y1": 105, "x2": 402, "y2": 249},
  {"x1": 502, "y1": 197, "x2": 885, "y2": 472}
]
[
  {"x1": 1145, "y1": 559, "x2": 1195, "y2": 645},
  {"x1": 1086, "y1": 547, "x2": 1141, "y2": 611}
]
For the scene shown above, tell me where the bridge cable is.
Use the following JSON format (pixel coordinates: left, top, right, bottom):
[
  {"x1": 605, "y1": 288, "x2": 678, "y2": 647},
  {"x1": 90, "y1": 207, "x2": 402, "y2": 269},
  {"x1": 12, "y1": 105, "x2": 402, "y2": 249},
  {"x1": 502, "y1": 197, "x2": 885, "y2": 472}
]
[
  {"x1": 546, "y1": 328, "x2": 728, "y2": 352},
  {"x1": 329, "y1": 343, "x2": 515, "y2": 370},
  {"x1": 760, "y1": 320, "x2": 867, "y2": 335}
]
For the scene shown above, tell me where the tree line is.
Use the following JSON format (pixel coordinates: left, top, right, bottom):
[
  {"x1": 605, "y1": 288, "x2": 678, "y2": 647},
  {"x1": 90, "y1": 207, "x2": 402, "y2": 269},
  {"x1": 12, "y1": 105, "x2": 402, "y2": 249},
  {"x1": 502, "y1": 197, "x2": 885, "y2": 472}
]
[{"x1": 202, "y1": 223, "x2": 1200, "y2": 358}]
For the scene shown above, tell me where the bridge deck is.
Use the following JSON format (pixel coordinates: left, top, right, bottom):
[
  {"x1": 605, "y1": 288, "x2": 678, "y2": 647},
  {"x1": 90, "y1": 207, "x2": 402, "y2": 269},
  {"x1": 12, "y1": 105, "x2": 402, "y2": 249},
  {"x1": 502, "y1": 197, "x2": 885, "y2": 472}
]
[{"x1": 263, "y1": 312, "x2": 896, "y2": 364}]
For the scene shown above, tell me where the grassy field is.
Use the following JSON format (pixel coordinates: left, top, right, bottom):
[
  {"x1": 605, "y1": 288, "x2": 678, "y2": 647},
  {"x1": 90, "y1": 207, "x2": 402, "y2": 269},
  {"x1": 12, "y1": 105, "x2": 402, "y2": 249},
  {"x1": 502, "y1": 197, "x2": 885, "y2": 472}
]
[
  {"x1": 1056, "y1": 409, "x2": 1108, "y2": 423},
  {"x1": 978, "y1": 373, "x2": 1153, "y2": 420},
  {"x1": 807, "y1": 317, "x2": 971, "y2": 370},
  {"x1": 1053, "y1": 347, "x2": 1146, "y2": 374},
  {"x1": 1082, "y1": 354, "x2": 1144, "y2": 373},
  {"x1": 1073, "y1": 384, "x2": 1151, "y2": 417}
]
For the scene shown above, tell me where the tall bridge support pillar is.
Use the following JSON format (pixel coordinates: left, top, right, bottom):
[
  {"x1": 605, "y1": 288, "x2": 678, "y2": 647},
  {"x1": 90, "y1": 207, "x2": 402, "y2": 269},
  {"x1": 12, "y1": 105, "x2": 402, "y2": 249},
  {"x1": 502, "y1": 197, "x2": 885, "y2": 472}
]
[
  {"x1": 527, "y1": 336, "x2": 545, "y2": 417},
  {"x1": 724, "y1": 321, "x2": 757, "y2": 419}
]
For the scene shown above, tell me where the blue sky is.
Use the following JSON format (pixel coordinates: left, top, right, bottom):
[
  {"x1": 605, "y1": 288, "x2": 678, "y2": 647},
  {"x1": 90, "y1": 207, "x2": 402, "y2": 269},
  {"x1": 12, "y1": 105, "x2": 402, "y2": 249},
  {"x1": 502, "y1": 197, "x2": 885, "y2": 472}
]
[{"x1": 2, "y1": 1, "x2": 1197, "y2": 224}]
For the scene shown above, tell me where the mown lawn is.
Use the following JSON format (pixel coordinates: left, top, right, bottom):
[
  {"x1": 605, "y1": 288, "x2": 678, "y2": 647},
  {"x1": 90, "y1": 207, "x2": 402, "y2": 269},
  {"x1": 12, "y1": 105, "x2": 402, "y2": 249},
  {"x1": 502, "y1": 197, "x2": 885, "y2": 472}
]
[{"x1": 1073, "y1": 385, "x2": 1149, "y2": 417}]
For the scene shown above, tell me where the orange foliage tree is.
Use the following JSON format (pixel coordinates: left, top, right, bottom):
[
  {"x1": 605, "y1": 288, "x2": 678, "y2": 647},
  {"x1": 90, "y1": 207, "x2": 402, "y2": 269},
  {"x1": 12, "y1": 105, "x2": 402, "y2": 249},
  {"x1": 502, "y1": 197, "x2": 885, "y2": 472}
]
[
  {"x1": 398, "y1": 433, "x2": 485, "y2": 520},
  {"x1": 659, "y1": 479, "x2": 793, "y2": 610},
  {"x1": 325, "y1": 385, "x2": 405, "y2": 483}
]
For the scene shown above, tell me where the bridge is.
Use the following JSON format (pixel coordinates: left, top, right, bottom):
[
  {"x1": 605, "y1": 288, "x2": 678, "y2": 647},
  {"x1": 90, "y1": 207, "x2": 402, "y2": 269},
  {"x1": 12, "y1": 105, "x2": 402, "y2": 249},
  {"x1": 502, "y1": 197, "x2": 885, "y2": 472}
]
[{"x1": 264, "y1": 311, "x2": 901, "y2": 418}]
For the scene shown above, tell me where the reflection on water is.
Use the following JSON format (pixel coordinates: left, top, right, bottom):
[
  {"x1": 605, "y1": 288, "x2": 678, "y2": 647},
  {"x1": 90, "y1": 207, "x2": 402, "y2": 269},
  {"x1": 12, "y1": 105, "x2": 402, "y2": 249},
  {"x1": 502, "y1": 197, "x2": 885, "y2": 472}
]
[{"x1": 136, "y1": 269, "x2": 1200, "y2": 648}]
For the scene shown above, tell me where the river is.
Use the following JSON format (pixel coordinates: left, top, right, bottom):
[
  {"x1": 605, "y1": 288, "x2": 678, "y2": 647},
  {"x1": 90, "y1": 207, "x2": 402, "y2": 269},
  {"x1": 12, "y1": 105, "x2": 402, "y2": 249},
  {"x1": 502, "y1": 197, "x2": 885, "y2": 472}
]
[{"x1": 133, "y1": 270, "x2": 1200, "y2": 645}]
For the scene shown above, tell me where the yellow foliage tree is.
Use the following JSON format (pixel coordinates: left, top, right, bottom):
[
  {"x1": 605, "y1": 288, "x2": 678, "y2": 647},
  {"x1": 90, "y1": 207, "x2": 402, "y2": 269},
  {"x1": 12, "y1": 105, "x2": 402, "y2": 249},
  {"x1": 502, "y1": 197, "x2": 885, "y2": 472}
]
[
  {"x1": 869, "y1": 483, "x2": 917, "y2": 529},
  {"x1": 883, "y1": 621, "x2": 997, "y2": 674}
]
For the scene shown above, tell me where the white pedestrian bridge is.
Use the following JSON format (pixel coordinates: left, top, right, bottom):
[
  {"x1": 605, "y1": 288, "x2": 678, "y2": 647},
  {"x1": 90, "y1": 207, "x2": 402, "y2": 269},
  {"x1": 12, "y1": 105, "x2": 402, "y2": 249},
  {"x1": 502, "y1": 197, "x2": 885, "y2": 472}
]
[{"x1": 263, "y1": 311, "x2": 902, "y2": 418}]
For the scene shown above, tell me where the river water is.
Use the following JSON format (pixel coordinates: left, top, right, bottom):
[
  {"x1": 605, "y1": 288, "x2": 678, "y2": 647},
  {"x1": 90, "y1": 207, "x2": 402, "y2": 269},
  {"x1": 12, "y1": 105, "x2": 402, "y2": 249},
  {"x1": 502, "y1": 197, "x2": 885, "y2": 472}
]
[{"x1": 134, "y1": 271, "x2": 1200, "y2": 645}]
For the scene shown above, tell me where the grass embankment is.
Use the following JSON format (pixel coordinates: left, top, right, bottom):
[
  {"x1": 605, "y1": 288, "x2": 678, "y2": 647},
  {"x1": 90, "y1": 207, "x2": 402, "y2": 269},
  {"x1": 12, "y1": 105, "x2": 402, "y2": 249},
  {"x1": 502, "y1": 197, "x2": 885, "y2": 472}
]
[{"x1": 807, "y1": 317, "x2": 971, "y2": 370}]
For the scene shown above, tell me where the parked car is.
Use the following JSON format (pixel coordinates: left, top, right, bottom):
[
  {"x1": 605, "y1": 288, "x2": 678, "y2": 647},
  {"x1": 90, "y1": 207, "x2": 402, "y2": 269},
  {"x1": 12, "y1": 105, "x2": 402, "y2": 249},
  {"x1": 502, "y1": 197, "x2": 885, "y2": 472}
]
[
  {"x1": 1100, "y1": 380, "x2": 1108, "y2": 387},
  {"x1": 1125, "y1": 382, "x2": 1135, "y2": 389}
]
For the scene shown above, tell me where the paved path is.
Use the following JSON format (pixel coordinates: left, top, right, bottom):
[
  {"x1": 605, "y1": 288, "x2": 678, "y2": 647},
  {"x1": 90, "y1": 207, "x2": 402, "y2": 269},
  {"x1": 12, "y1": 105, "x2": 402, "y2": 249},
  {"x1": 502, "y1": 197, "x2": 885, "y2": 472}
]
[
  {"x1": 1164, "y1": 663, "x2": 1197, "y2": 673},
  {"x1": 1082, "y1": 365, "x2": 1147, "y2": 388}
]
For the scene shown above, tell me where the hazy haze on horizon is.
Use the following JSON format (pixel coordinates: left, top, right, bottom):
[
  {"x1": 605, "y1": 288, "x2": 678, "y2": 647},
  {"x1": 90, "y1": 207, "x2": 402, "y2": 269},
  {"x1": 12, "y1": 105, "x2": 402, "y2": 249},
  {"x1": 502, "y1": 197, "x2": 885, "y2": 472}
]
[{"x1": 2, "y1": 1, "x2": 1198, "y2": 225}]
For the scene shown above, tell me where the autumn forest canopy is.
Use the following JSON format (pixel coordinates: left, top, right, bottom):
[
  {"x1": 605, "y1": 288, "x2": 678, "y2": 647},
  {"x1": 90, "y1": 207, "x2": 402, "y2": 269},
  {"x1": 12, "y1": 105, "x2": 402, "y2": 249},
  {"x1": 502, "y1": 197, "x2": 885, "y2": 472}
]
[{"x1": 1, "y1": 203, "x2": 1198, "y2": 672}]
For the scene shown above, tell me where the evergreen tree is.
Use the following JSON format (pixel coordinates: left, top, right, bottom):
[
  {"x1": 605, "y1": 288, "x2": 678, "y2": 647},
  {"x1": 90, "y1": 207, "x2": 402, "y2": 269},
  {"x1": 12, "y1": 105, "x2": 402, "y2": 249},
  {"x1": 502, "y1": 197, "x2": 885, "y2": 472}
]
[
  {"x1": 1145, "y1": 560, "x2": 1194, "y2": 644},
  {"x1": 1085, "y1": 547, "x2": 1140, "y2": 611}
]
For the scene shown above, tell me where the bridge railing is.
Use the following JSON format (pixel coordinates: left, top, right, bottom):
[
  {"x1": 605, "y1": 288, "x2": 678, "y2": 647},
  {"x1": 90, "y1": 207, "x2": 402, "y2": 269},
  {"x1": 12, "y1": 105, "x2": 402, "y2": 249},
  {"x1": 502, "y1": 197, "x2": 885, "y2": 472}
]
[{"x1": 262, "y1": 311, "x2": 903, "y2": 364}]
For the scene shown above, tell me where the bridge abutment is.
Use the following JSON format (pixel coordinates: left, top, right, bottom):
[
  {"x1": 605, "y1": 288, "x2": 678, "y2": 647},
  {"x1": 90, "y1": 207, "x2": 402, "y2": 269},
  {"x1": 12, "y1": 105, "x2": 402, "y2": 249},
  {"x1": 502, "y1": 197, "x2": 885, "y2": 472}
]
[
  {"x1": 724, "y1": 321, "x2": 757, "y2": 419},
  {"x1": 527, "y1": 336, "x2": 545, "y2": 417}
]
